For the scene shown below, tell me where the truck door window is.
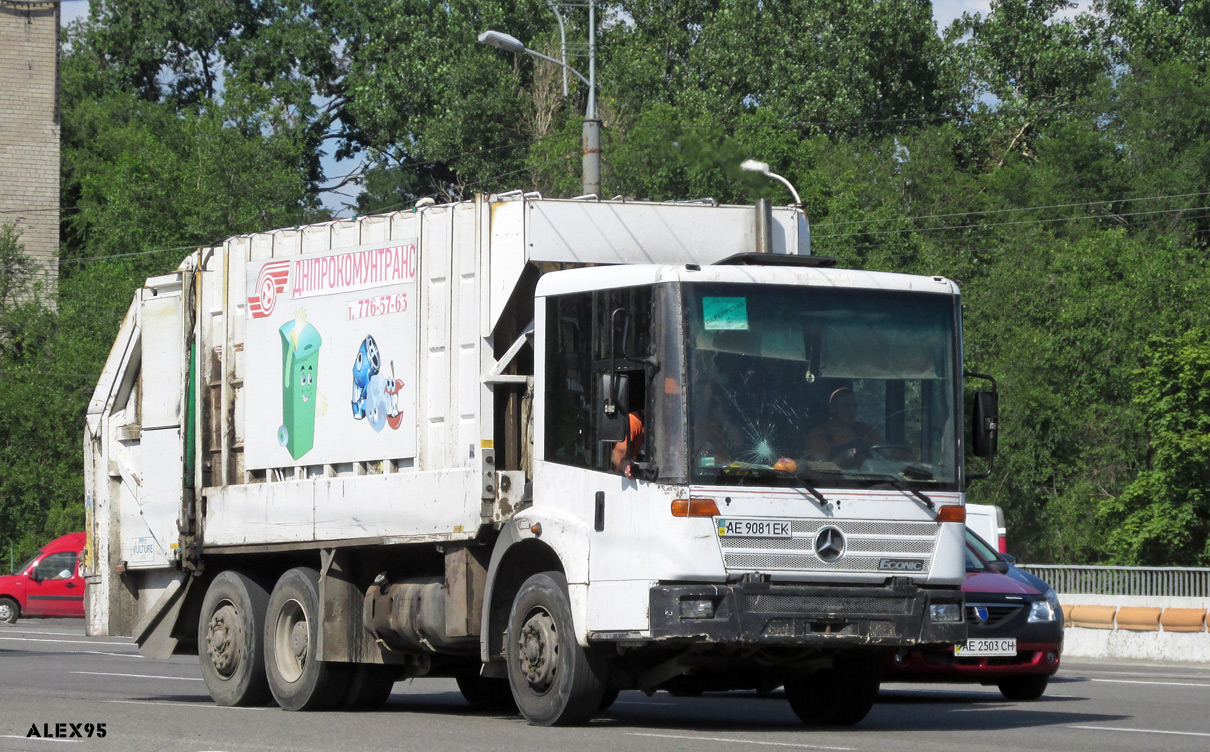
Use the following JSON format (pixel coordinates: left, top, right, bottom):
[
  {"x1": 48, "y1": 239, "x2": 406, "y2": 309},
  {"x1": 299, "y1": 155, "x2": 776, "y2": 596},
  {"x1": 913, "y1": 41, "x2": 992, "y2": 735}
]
[{"x1": 545, "y1": 286, "x2": 653, "y2": 473}]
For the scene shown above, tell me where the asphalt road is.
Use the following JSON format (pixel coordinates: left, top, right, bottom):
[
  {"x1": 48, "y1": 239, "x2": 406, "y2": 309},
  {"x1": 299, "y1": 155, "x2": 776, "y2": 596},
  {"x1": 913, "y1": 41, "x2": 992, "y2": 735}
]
[{"x1": 3, "y1": 619, "x2": 1210, "y2": 752}]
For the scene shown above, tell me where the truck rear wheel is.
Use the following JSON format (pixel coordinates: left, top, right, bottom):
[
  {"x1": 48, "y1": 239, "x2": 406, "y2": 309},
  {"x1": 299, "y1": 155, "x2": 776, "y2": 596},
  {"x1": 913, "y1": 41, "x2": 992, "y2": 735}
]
[
  {"x1": 264, "y1": 567, "x2": 349, "y2": 710},
  {"x1": 785, "y1": 655, "x2": 880, "y2": 726},
  {"x1": 505, "y1": 571, "x2": 607, "y2": 726},
  {"x1": 197, "y1": 571, "x2": 272, "y2": 706},
  {"x1": 342, "y1": 664, "x2": 398, "y2": 709}
]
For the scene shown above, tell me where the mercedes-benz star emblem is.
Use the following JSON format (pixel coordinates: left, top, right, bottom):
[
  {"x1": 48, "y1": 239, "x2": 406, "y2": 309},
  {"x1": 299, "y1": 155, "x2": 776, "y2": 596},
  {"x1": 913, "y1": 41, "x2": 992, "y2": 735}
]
[{"x1": 814, "y1": 526, "x2": 845, "y2": 562}]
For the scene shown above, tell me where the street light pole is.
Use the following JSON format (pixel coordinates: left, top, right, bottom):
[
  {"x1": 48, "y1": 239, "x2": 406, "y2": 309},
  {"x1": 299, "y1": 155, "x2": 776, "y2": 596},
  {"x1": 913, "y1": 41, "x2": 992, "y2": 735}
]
[
  {"x1": 479, "y1": 0, "x2": 600, "y2": 197},
  {"x1": 581, "y1": 0, "x2": 600, "y2": 197},
  {"x1": 740, "y1": 159, "x2": 802, "y2": 206}
]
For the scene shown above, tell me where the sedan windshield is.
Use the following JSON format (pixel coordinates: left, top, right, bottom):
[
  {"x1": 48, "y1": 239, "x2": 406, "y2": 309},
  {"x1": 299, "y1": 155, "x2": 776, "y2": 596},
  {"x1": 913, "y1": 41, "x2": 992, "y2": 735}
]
[{"x1": 685, "y1": 283, "x2": 959, "y2": 488}]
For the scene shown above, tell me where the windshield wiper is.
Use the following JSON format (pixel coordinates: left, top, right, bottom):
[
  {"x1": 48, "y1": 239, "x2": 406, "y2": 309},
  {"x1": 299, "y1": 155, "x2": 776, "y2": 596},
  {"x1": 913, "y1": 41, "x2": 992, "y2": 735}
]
[
  {"x1": 709, "y1": 465, "x2": 828, "y2": 507},
  {"x1": 791, "y1": 471, "x2": 829, "y2": 507},
  {"x1": 849, "y1": 472, "x2": 935, "y2": 509}
]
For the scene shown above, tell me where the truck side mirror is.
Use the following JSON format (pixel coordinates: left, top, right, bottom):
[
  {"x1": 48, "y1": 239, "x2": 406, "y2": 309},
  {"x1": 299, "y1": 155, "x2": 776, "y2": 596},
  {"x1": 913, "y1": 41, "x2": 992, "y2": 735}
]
[
  {"x1": 972, "y1": 390, "x2": 998, "y2": 459},
  {"x1": 598, "y1": 372, "x2": 630, "y2": 443}
]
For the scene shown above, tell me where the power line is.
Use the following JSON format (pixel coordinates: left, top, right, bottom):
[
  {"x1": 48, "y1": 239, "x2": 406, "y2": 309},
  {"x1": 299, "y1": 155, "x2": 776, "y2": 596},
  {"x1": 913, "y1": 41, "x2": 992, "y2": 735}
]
[
  {"x1": 811, "y1": 192, "x2": 1210, "y2": 230},
  {"x1": 812, "y1": 204, "x2": 1210, "y2": 240},
  {"x1": 835, "y1": 207, "x2": 1210, "y2": 254}
]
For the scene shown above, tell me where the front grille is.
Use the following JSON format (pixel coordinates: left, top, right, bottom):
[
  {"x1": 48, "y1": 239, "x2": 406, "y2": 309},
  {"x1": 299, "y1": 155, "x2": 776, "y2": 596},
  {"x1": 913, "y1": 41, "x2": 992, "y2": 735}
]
[
  {"x1": 717, "y1": 537, "x2": 932, "y2": 553},
  {"x1": 744, "y1": 593, "x2": 915, "y2": 616},
  {"x1": 966, "y1": 603, "x2": 1023, "y2": 628},
  {"x1": 718, "y1": 518, "x2": 940, "y2": 574},
  {"x1": 725, "y1": 553, "x2": 933, "y2": 573},
  {"x1": 790, "y1": 520, "x2": 939, "y2": 537}
]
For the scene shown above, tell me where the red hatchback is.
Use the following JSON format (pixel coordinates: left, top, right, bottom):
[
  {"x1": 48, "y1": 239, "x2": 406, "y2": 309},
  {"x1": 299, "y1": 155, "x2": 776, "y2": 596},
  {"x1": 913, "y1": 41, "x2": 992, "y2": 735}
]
[
  {"x1": 882, "y1": 532, "x2": 1063, "y2": 700},
  {"x1": 0, "y1": 532, "x2": 86, "y2": 624}
]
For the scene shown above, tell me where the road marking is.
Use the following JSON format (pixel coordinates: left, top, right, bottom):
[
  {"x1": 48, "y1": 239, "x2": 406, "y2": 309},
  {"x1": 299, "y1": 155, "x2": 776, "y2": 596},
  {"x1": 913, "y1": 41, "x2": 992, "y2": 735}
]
[
  {"x1": 1091, "y1": 678, "x2": 1210, "y2": 688},
  {"x1": 1079, "y1": 669, "x2": 1210, "y2": 681},
  {"x1": 72, "y1": 671, "x2": 202, "y2": 681},
  {"x1": 0, "y1": 735, "x2": 82, "y2": 744},
  {"x1": 2, "y1": 629, "x2": 126, "y2": 640},
  {"x1": 102, "y1": 699, "x2": 261, "y2": 711},
  {"x1": 0, "y1": 636, "x2": 134, "y2": 647},
  {"x1": 83, "y1": 651, "x2": 143, "y2": 659},
  {"x1": 629, "y1": 733, "x2": 854, "y2": 751},
  {"x1": 1070, "y1": 725, "x2": 1210, "y2": 738}
]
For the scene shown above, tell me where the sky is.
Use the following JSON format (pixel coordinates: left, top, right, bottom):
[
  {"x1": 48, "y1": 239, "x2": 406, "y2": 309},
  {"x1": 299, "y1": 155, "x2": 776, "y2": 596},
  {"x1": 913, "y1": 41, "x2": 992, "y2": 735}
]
[{"x1": 59, "y1": 1, "x2": 1091, "y2": 213}]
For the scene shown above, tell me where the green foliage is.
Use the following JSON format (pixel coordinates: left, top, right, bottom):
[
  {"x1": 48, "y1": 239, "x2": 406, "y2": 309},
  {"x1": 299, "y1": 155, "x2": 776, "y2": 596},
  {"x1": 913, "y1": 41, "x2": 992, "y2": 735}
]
[
  {"x1": 2, "y1": 0, "x2": 1207, "y2": 566},
  {"x1": 1099, "y1": 330, "x2": 1210, "y2": 564}
]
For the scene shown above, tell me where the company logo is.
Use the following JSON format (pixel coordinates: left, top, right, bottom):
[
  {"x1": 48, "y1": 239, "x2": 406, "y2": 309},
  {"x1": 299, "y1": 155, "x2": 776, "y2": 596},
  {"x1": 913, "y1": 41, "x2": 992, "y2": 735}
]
[
  {"x1": 974, "y1": 605, "x2": 989, "y2": 623},
  {"x1": 249, "y1": 260, "x2": 290, "y2": 319},
  {"x1": 878, "y1": 558, "x2": 925, "y2": 572},
  {"x1": 813, "y1": 527, "x2": 845, "y2": 562}
]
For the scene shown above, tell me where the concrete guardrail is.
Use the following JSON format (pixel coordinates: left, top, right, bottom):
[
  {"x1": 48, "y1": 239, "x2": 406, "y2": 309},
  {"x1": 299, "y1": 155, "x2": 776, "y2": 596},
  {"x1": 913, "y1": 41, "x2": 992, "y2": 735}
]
[{"x1": 1018, "y1": 564, "x2": 1210, "y2": 662}]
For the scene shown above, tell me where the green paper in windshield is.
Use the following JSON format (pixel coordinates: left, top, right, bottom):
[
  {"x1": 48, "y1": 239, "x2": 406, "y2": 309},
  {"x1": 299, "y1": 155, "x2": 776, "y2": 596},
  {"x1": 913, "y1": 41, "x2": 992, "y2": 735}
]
[{"x1": 702, "y1": 297, "x2": 749, "y2": 331}]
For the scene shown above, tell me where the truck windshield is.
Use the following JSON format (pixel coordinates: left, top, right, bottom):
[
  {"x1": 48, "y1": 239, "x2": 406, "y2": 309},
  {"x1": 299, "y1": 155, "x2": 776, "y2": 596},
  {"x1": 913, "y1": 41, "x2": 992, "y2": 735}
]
[{"x1": 685, "y1": 283, "x2": 959, "y2": 489}]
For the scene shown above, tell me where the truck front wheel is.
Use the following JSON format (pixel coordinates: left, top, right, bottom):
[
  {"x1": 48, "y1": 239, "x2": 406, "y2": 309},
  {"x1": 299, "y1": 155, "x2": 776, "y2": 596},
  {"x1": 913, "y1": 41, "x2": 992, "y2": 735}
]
[
  {"x1": 264, "y1": 567, "x2": 349, "y2": 710},
  {"x1": 506, "y1": 571, "x2": 607, "y2": 726},
  {"x1": 998, "y1": 674, "x2": 1049, "y2": 701},
  {"x1": 197, "y1": 571, "x2": 272, "y2": 706},
  {"x1": 785, "y1": 654, "x2": 880, "y2": 726}
]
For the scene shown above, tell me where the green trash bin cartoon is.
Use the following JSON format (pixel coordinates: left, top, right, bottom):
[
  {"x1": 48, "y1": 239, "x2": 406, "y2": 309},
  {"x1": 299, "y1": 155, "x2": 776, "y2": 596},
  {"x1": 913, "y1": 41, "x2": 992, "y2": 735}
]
[{"x1": 278, "y1": 318, "x2": 322, "y2": 460}]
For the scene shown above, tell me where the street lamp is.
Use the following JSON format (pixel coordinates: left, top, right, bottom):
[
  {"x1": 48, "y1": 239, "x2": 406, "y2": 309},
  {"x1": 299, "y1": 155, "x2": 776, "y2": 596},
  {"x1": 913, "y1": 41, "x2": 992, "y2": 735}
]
[
  {"x1": 478, "y1": 0, "x2": 600, "y2": 197},
  {"x1": 741, "y1": 159, "x2": 802, "y2": 206}
]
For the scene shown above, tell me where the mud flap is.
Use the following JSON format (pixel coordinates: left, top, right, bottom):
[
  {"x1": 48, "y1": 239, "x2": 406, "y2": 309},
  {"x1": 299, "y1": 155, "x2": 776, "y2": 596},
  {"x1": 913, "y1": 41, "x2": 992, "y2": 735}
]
[{"x1": 134, "y1": 573, "x2": 192, "y2": 659}]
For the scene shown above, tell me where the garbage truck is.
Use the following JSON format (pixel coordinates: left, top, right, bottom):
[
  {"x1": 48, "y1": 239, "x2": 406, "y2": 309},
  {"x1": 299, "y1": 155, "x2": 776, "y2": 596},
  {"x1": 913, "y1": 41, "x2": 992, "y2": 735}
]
[{"x1": 84, "y1": 192, "x2": 997, "y2": 726}]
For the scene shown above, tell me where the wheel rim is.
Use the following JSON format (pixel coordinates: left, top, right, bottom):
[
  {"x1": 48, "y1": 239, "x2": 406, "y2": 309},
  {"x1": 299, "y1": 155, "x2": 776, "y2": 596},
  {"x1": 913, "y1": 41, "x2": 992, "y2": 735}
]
[
  {"x1": 273, "y1": 598, "x2": 308, "y2": 683},
  {"x1": 205, "y1": 601, "x2": 243, "y2": 678},
  {"x1": 0, "y1": 602, "x2": 13, "y2": 621},
  {"x1": 517, "y1": 606, "x2": 559, "y2": 694}
]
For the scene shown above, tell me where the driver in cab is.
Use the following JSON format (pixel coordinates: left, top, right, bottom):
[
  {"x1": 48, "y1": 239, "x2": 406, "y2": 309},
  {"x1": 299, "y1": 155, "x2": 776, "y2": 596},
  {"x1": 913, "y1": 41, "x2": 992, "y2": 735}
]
[{"x1": 807, "y1": 387, "x2": 880, "y2": 468}]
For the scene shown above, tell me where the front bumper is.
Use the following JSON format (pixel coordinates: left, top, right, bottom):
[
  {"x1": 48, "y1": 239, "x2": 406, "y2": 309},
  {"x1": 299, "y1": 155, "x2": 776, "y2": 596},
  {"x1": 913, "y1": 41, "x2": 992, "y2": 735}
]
[
  {"x1": 649, "y1": 581, "x2": 965, "y2": 648},
  {"x1": 884, "y1": 640, "x2": 1063, "y2": 680}
]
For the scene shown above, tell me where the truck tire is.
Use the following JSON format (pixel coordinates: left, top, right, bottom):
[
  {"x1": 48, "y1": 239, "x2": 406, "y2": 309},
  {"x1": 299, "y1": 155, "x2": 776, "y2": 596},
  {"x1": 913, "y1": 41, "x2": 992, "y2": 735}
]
[
  {"x1": 785, "y1": 655, "x2": 880, "y2": 726},
  {"x1": 456, "y1": 670, "x2": 518, "y2": 713},
  {"x1": 264, "y1": 567, "x2": 349, "y2": 710},
  {"x1": 197, "y1": 571, "x2": 272, "y2": 706},
  {"x1": 505, "y1": 571, "x2": 608, "y2": 726},
  {"x1": 342, "y1": 664, "x2": 398, "y2": 710},
  {"x1": 998, "y1": 674, "x2": 1049, "y2": 701},
  {"x1": 0, "y1": 596, "x2": 19, "y2": 624}
]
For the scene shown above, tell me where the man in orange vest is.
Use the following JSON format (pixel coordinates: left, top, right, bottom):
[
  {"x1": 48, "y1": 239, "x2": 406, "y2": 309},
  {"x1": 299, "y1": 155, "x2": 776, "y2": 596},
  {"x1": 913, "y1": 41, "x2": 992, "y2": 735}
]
[{"x1": 611, "y1": 410, "x2": 645, "y2": 478}]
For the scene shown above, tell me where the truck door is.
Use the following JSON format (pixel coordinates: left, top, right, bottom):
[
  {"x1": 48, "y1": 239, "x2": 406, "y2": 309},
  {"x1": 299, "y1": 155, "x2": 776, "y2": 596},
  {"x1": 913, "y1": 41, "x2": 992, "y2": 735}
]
[{"x1": 543, "y1": 287, "x2": 658, "y2": 629}]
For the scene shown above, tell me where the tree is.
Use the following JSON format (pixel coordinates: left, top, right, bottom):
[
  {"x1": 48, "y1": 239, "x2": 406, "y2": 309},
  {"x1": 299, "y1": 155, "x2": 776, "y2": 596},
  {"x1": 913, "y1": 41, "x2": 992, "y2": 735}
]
[{"x1": 1099, "y1": 330, "x2": 1210, "y2": 565}]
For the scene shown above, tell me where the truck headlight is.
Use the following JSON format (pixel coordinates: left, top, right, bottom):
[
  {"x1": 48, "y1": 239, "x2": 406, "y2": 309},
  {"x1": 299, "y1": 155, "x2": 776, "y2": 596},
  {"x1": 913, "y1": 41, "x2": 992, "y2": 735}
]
[
  {"x1": 929, "y1": 603, "x2": 962, "y2": 622},
  {"x1": 1028, "y1": 600, "x2": 1056, "y2": 623}
]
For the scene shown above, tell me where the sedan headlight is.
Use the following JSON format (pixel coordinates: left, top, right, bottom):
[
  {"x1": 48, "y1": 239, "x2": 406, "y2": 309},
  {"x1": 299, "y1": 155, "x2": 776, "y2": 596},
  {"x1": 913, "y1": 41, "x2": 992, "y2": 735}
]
[
  {"x1": 1028, "y1": 599, "x2": 1057, "y2": 623},
  {"x1": 1044, "y1": 587, "x2": 1061, "y2": 611}
]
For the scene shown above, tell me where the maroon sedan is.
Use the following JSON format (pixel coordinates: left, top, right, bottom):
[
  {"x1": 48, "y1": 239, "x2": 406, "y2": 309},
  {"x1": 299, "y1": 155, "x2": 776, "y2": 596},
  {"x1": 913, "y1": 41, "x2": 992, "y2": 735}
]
[{"x1": 882, "y1": 533, "x2": 1062, "y2": 701}]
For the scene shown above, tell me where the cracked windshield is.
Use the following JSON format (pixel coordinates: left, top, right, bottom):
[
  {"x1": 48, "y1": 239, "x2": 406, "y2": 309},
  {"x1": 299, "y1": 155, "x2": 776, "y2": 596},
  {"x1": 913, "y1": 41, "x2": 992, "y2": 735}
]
[{"x1": 686, "y1": 284, "x2": 958, "y2": 488}]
